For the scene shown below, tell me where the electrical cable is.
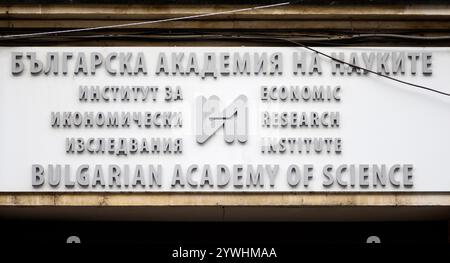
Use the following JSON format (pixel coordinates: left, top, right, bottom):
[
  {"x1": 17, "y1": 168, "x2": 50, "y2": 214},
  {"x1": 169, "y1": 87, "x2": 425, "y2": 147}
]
[
  {"x1": 0, "y1": 0, "x2": 448, "y2": 96},
  {"x1": 0, "y1": 2, "x2": 291, "y2": 39},
  {"x1": 189, "y1": 32, "x2": 450, "y2": 97},
  {"x1": 278, "y1": 38, "x2": 450, "y2": 97}
]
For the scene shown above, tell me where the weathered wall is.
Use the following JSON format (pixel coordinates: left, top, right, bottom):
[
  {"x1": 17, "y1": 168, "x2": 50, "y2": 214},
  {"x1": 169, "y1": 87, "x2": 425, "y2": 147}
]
[{"x1": 1, "y1": 193, "x2": 450, "y2": 207}]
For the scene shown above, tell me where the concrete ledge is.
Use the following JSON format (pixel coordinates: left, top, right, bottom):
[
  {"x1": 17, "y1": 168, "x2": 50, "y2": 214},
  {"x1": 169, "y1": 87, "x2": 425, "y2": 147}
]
[
  {"x1": 3, "y1": 20, "x2": 450, "y2": 30},
  {"x1": 0, "y1": 193, "x2": 449, "y2": 206},
  {"x1": 2, "y1": 4, "x2": 450, "y2": 20},
  {"x1": 2, "y1": 4, "x2": 450, "y2": 30}
]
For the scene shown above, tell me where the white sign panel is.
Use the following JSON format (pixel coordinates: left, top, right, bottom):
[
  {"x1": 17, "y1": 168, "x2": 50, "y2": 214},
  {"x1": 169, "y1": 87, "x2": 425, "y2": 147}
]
[{"x1": 0, "y1": 47, "x2": 449, "y2": 192}]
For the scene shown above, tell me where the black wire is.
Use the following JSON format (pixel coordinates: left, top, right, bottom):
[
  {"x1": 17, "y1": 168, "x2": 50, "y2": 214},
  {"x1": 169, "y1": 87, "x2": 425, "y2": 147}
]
[
  {"x1": 279, "y1": 38, "x2": 450, "y2": 97},
  {"x1": 179, "y1": 32, "x2": 449, "y2": 97},
  {"x1": 197, "y1": 33, "x2": 450, "y2": 97},
  {"x1": 1, "y1": 30, "x2": 449, "y2": 97}
]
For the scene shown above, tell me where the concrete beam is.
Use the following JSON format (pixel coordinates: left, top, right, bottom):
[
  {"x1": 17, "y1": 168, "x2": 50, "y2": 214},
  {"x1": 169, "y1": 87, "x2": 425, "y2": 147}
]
[
  {"x1": 2, "y1": 4, "x2": 450, "y2": 20},
  {"x1": 0, "y1": 193, "x2": 449, "y2": 207},
  {"x1": 3, "y1": 19, "x2": 450, "y2": 30},
  {"x1": 1, "y1": 4, "x2": 450, "y2": 31}
]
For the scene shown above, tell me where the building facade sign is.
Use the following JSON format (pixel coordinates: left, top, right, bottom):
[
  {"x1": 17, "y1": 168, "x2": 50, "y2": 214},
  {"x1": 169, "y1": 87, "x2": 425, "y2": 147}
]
[{"x1": 0, "y1": 47, "x2": 449, "y2": 192}]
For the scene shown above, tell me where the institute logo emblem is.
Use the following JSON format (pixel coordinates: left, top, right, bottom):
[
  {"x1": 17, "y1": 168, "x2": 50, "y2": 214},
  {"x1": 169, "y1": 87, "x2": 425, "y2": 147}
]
[{"x1": 195, "y1": 95, "x2": 248, "y2": 144}]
